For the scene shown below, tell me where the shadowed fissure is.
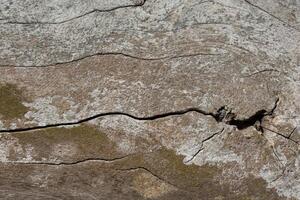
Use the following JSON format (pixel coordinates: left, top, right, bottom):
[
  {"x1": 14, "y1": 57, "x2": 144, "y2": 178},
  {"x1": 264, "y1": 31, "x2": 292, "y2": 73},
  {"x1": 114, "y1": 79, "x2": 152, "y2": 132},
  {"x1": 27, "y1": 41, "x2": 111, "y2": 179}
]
[{"x1": 0, "y1": 98, "x2": 279, "y2": 133}]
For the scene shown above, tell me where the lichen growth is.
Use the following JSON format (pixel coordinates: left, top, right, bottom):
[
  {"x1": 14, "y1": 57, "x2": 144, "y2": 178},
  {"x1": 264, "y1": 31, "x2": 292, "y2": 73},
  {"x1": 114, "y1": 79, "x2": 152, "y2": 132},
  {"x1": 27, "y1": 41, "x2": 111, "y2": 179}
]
[{"x1": 0, "y1": 83, "x2": 28, "y2": 120}]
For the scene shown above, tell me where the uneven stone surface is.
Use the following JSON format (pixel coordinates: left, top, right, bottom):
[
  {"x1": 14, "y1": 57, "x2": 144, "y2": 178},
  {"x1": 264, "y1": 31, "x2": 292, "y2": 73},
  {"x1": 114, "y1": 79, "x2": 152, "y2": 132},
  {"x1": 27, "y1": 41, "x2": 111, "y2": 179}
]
[{"x1": 0, "y1": 0, "x2": 299, "y2": 199}]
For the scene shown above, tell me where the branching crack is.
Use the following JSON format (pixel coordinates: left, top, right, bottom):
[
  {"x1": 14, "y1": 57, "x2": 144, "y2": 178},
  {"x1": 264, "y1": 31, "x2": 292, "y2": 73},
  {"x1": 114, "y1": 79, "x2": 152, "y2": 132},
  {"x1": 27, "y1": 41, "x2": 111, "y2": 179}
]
[
  {"x1": 184, "y1": 128, "x2": 225, "y2": 163},
  {"x1": 218, "y1": 98, "x2": 279, "y2": 131},
  {"x1": 271, "y1": 155, "x2": 298, "y2": 183},
  {"x1": 261, "y1": 126, "x2": 299, "y2": 144},
  {"x1": 1, "y1": 0, "x2": 147, "y2": 25},
  {"x1": 214, "y1": 98, "x2": 298, "y2": 144}
]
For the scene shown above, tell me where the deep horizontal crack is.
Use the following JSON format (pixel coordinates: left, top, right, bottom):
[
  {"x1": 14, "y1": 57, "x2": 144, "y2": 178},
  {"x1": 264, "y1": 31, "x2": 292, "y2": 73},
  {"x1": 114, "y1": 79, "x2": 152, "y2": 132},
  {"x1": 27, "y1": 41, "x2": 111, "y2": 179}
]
[
  {"x1": 0, "y1": 108, "x2": 218, "y2": 133},
  {"x1": 0, "y1": 99, "x2": 280, "y2": 134},
  {"x1": 0, "y1": 52, "x2": 220, "y2": 68},
  {"x1": 1, "y1": 0, "x2": 147, "y2": 25}
]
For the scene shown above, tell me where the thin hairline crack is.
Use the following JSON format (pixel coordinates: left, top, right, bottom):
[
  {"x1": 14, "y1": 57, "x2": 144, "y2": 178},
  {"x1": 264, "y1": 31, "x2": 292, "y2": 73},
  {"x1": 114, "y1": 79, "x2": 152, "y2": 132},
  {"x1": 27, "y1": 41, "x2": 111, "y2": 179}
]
[
  {"x1": 5, "y1": 155, "x2": 189, "y2": 192},
  {"x1": 1, "y1": 0, "x2": 147, "y2": 25},
  {"x1": 242, "y1": 0, "x2": 299, "y2": 32},
  {"x1": 0, "y1": 52, "x2": 221, "y2": 68},
  {"x1": 2, "y1": 155, "x2": 131, "y2": 166},
  {"x1": 184, "y1": 128, "x2": 225, "y2": 163}
]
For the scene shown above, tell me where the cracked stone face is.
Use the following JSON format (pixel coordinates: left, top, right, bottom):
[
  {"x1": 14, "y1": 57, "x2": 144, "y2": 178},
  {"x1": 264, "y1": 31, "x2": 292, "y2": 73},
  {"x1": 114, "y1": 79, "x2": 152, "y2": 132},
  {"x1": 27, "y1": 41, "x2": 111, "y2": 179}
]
[{"x1": 0, "y1": 0, "x2": 299, "y2": 199}]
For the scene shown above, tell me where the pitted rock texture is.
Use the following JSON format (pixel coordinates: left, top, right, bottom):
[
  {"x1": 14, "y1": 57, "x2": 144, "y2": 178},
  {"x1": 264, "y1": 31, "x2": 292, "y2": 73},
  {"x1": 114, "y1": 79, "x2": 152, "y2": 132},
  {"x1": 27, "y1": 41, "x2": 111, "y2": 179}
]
[{"x1": 0, "y1": 0, "x2": 299, "y2": 199}]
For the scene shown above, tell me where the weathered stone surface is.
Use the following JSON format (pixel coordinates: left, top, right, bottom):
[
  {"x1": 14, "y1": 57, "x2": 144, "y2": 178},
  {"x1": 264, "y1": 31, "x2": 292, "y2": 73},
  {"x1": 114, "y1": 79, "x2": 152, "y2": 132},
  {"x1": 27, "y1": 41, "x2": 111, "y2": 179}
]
[
  {"x1": 0, "y1": 53, "x2": 282, "y2": 129},
  {"x1": 0, "y1": 0, "x2": 145, "y2": 24},
  {"x1": 0, "y1": 0, "x2": 299, "y2": 199}
]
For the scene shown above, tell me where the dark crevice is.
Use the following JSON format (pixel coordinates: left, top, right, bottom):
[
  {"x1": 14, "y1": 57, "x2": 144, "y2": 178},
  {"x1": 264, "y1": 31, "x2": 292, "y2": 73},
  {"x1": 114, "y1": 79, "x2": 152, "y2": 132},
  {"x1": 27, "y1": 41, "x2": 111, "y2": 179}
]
[
  {"x1": 0, "y1": 108, "x2": 217, "y2": 133},
  {"x1": 1, "y1": 0, "x2": 147, "y2": 25},
  {"x1": 0, "y1": 98, "x2": 279, "y2": 134},
  {"x1": 228, "y1": 109, "x2": 266, "y2": 130},
  {"x1": 213, "y1": 106, "x2": 227, "y2": 122},
  {"x1": 224, "y1": 98, "x2": 279, "y2": 131},
  {"x1": 0, "y1": 98, "x2": 299, "y2": 145}
]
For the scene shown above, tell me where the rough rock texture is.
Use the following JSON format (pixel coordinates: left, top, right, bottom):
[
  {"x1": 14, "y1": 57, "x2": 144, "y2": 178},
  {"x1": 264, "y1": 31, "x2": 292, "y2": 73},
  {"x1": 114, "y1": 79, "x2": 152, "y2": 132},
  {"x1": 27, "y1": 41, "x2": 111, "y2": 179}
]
[{"x1": 0, "y1": 0, "x2": 299, "y2": 199}]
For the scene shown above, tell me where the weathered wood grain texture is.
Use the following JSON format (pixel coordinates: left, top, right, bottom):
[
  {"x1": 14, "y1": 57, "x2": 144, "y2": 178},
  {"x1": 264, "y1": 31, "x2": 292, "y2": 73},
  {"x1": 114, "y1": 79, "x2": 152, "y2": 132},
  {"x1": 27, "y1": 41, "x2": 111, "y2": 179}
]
[{"x1": 0, "y1": 0, "x2": 299, "y2": 199}]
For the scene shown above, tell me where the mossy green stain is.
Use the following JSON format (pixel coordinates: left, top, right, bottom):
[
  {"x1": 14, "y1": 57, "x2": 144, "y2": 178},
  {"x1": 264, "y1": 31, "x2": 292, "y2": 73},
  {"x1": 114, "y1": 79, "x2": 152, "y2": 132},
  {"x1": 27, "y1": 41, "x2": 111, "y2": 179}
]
[{"x1": 0, "y1": 84, "x2": 28, "y2": 120}]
